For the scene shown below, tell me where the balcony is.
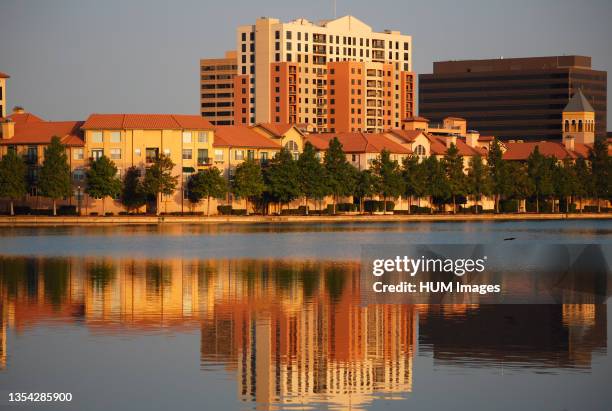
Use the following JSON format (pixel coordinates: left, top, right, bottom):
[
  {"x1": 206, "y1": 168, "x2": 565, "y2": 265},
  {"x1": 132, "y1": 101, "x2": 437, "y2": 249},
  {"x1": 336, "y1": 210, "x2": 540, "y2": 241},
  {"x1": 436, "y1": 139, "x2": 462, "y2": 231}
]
[
  {"x1": 313, "y1": 34, "x2": 326, "y2": 44},
  {"x1": 197, "y1": 157, "x2": 212, "y2": 167}
]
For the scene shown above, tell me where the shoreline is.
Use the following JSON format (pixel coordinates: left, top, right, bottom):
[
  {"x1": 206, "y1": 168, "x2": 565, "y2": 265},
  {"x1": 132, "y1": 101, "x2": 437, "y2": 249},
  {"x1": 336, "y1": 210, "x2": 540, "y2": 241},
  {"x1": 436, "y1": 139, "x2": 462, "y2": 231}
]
[{"x1": 0, "y1": 213, "x2": 611, "y2": 226}]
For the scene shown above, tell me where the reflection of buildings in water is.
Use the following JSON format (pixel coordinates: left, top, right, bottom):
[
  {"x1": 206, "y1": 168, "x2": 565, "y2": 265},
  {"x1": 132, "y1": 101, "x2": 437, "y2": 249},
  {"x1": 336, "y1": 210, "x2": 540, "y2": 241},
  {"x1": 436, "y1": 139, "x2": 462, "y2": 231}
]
[
  {"x1": 0, "y1": 256, "x2": 609, "y2": 406},
  {"x1": 199, "y1": 259, "x2": 416, "y2": 409},
  {"x1": 418, "y1": 304, "x2": 607, "y2": 369}
]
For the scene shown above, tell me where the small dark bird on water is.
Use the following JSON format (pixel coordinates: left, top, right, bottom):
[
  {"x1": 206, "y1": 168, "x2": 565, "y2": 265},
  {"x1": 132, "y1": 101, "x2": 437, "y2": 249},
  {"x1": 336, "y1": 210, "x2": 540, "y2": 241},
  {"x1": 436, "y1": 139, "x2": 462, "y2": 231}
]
[{"x1": 503, "y1": 237, "x2": 516, "y2": 241}]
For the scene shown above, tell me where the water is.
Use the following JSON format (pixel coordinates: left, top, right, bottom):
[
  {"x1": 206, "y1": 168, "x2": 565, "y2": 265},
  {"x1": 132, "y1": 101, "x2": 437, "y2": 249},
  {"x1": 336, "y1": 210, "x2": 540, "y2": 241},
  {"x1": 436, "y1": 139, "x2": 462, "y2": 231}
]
[{"x1": 0, "y1": 221, "x2": 610, "y2": 410}]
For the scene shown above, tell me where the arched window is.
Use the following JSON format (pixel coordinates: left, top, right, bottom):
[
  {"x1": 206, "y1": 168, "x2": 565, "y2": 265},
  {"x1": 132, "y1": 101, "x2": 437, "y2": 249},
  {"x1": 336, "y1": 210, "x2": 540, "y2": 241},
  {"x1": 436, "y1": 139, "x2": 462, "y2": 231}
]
[
  {"x1": 564, "y1": 120, "x2": 569, "y2": 132},
  {"x1": 578, "y1": 120, "x2": 583, "y2": 132},
  {"x1": 571, "y1": 120, "x2": 576, "y2": 132},
  {"x1": 414, "y1": 144, "x2": 426, "y2": 156},
  {"x1": 284, "y1": 140, "x2": 298, "y2": 152}
]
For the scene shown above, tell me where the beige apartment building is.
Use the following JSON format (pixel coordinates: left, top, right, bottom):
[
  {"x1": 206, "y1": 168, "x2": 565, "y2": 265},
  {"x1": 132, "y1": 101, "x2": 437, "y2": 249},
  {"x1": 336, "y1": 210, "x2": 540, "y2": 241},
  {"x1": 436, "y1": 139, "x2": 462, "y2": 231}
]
[
  {"x1": 200, "y1": 51, "x2": 240, "y2": 125},
  {"x1": 201, "y1": 15, "x2": 415, "y2": 133}
]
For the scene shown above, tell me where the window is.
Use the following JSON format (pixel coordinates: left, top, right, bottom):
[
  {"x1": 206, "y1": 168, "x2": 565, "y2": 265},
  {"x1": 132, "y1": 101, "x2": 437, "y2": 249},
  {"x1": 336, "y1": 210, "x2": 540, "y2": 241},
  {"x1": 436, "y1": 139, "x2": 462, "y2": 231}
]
[
  {"x1": 247, "y1": 150, "x2": 255, "y2": 161},
  {"x1": 91, "y1": 149, "x2": 104, "y2": 160},
  {"x1": 214, "y1": 149, "x2": 224, "y2": 161},
  {"x1": 182, "y1": 131, "x2": 192, "y2": 143},
  {"x1": 260, "y1": 152, "x2": 268, "y2": 163},
  {"x1": 197, "y1": 149, "x2": 209, "y2": 165},
  {"x1": 110, "y1": 131, "x2": 121, "y2": 143},
  {"x1": 110, "y1": 148, "x2": 121, "y2": 160},
  {"x1": 414, "y1": 145, "x2": 426, "y2": 156},
  {"x1": 235, "y1": 150, "x2": 244, "y2": 160},
  {"x1": 284, "y1": 140, "x2": 299, "y2": 152},
  {"x1": 73, "y1": 168, "x2": 85, "y2": 181},
  {"x1": 182, "y1": 149, "x2": 192, "y2": 160},
  {"x1": 135, "y1": 148, "x2": 142, "y2": 156},
  {"x1": 91, "y1": 131, "x2": 103, "y2": 143},
  {"x1": 73, "y1": 148, "x2": 84, "y2": 160},
  {"x1": 146, "y1": 147, "x2": 159, "y2": 163},
  {"x1": 198, "y1": 131, "x2": 209, "y2": 143},
  {"x1": 163, "y1": 148, "x2": 171, "y2": 156}
]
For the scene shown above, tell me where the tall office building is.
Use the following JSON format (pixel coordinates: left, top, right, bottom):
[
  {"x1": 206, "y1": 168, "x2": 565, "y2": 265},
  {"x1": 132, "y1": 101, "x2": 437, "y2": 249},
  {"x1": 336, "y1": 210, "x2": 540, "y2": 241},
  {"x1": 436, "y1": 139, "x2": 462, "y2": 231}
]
[
  {"x1": 419, "y1": 56, "x2": 607, "y2": 141},
  {"x1": 200, "y1": 16, "x2": 415, "y2": 133},
  {"x1": 0, "y1": 71, "x2": 8, "y2": 118}
]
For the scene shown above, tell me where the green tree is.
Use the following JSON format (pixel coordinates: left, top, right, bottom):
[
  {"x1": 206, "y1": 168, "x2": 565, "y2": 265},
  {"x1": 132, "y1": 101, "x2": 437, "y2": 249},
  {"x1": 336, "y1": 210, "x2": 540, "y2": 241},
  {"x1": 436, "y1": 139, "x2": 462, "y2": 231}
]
[
  {"x1": 187, "y1": 168, "x2": 228, "y2": 216},
  {"x1": 573, "y1": 157, "x2": 591, "y2": 212},
  {"x1": 527, "y1": 146, "x2": 555, "y2": 213},
  {"x1": 507, "y1": 162, "x2": 534, "y2": 212},
  {"x1": 401, "y1": 155, "x2": 426, "y2": 213},
  {"x1": 232, "y1": 158, "x2": 265, "y2": 215},
  {"x1": 142, "y1": 154, "x2": 178, "y2": 215},
  {"x1": 488, "y1": 139, "x2": 510, "y2": 213},
  {"x1": 589, "y1": 138, "x2": 610, "y2": 212},
  {"x1": 264, "y1": 148, "x2": 301, "y2": 213},
  {"x1": 553, "y1": 159, "x2": 577, "y2": 213},
  {"x1": 323, "y1": 137, "x2": 356, "y2": 214},
  {"x1": 423, "y1": 155, "x2": 449, "y2": 214},
  {"x1": 85, "y1": 155, "x2": 121, "y2": 214},
  {"x1": 354, "y1": 169, "x2": 377, "y2": 213},
  {"x1": 297, "y1": 142, "x2": 328, "y2": 214},
  {"x1": 120, "y1": 167, "x2": 146, "y2": 213},
  {"x1": 38, "y1": 136, "x2": 72, "y2": 216},
  {"x1": 443, "y1": 144, "x2": 467, "y2": 214},
  {"x1": 466, "y1": 154, "x2": 491, "y2": 213},
  {"x1": 0, "y1": 150, "x2": 27, "y2": 215},
  {"x1": 371, "y1": 150, "x2": 404, "y2": 212}
]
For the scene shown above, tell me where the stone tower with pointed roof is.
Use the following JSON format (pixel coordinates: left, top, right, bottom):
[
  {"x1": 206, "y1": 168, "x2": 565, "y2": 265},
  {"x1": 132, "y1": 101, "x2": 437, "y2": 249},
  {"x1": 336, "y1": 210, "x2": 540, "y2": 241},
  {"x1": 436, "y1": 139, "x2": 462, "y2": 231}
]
[{"x1": 562, "y1": 89, "x2": 595, "y2": 145}]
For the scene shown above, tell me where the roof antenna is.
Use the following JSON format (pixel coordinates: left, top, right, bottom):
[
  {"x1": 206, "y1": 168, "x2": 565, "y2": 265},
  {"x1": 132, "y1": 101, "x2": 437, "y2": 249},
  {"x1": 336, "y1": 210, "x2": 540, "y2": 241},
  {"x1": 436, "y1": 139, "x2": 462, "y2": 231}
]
[{"x1": 333, "y1": 0, "x2": 337, "y2": 18}]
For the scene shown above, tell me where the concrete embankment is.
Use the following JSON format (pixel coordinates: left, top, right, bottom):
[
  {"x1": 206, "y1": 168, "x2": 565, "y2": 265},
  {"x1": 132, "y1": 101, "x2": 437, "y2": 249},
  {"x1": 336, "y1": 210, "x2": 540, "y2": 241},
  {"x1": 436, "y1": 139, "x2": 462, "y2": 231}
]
[{"x1": 0, "y1": 213, "x2": 611, "y2": 226}]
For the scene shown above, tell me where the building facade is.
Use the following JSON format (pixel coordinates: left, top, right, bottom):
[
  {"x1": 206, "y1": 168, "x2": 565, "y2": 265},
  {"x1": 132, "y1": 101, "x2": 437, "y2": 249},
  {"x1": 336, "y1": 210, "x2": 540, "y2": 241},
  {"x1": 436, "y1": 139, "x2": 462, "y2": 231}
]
[
  {"x1": 419, "y1": 56, "x2": 607, "y2": 141},
  {"x1": 0, "y1": 72, "x2": 8, "y2": 118},
  {"x1": 201, "y1": 16, "x2": 415, "y2": 133},
  {"x1": 200, "y1": 51, "x2": 240, "y2": 125}
]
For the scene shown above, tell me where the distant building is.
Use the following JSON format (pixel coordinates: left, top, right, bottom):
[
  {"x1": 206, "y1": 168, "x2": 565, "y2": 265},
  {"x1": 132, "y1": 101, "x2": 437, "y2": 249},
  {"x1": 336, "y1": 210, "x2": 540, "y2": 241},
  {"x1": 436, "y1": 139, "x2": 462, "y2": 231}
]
[
  {"x1": 419, "y1": 56, "x2": 607, "y2": 141},
  {"x1": 200, "y1": 16, "x2": 415, "y2": 133},
  {"x1": 0, "y1": 71, "x2": 8, "y2": 118}
]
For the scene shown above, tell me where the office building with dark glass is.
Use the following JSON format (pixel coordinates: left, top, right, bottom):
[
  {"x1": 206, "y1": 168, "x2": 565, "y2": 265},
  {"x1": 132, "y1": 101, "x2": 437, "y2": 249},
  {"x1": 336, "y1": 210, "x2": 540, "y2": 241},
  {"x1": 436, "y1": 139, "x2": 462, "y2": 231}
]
[{"x1": 418, "y1": 56, "x2": 607, "y2": 141}]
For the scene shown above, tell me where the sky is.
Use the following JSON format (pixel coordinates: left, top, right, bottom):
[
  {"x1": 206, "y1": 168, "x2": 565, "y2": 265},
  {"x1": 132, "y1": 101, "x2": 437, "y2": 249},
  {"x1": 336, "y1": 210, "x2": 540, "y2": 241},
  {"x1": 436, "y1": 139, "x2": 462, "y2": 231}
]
[{"x1": 0, "y1": 0, "x2": 611, "y2": 126}]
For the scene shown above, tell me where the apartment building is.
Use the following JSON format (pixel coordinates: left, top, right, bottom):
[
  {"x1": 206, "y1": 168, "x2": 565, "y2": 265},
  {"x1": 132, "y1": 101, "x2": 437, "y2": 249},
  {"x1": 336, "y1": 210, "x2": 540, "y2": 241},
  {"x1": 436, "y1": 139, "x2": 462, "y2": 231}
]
[
  {"x1": 201, "y1": 16, "x2": 415, "y2": 133},
  {"x1": 419, "y1": 55, "x2": 607, "y2": 141},
  {"x1": 200, "y1": 51, "x2": 240, "y2": 125},
  {"x1": 0, "y1": 72, "x2": 8, "y2": 118}
]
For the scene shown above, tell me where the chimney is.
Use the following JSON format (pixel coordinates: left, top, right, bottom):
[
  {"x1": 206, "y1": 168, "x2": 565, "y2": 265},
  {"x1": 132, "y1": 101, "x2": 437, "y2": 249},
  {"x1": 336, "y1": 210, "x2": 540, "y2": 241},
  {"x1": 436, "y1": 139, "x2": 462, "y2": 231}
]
[
  {"x1": 12, "y1": 106, "x2": 25, "y2": 115},
  {"x1": 465, "y1": 131, "x2": 479, "y2": 147},
  {"x1": 564, "y1": 135, "x2": 575, "y2": 151},
  {"x1": 446, "y1": 135, "x2": 457, "y2": 148},
  {"x1": 1, "y1": 119, "x2": 15, "y2": 140}
]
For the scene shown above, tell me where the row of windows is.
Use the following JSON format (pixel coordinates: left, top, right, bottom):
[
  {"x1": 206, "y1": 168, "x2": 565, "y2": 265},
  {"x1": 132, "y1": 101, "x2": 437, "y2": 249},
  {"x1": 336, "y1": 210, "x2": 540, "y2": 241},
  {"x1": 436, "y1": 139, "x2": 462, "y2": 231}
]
[
  {"x1": 564, "y1": 119, "x2": 595, "y2": 132},
  {"x1": 201, "y1": 64, "x2": 237, "y2": 71},
  {"x1": 420, "y1": 73, "x2": 571, "y2": 84},
  {"x1": 420, "y1": 93, "x2": 572, "y2": 104},
  {"x1": 88, "y1": 131, "x2": 210, "y2": 144}
]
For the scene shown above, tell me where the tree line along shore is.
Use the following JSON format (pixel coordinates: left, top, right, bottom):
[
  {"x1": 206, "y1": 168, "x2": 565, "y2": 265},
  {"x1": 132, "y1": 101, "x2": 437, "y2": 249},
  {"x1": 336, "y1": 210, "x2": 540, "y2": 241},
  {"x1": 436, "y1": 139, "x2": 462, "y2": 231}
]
[{"x1": 0, "y1": 135, "x2": 611, "y2": 217}]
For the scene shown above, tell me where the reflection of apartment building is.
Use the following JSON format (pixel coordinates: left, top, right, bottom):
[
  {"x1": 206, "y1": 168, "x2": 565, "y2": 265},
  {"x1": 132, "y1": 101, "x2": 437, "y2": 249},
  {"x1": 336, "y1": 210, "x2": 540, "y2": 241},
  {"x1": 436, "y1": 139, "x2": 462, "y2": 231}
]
[{"x1": 201, "y1": 16, "x2": 415, "y2": 132}]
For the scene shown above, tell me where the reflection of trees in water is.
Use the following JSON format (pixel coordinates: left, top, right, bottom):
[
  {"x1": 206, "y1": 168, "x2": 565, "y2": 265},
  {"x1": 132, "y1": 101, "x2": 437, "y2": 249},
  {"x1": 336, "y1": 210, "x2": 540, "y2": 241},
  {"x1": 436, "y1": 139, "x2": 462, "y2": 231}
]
[
  {"x1": 87, "y1": 261, "x2": 116, "y2": 291},
  {"x1": 325, "y1": 265, "x2": 347, "y2": 303},
  {"x1": 41, "y1": 258, "x2": 70, "y2": 308},
  {"x1": 144, "y1": 261, "x2": 172, "y2": 294}
]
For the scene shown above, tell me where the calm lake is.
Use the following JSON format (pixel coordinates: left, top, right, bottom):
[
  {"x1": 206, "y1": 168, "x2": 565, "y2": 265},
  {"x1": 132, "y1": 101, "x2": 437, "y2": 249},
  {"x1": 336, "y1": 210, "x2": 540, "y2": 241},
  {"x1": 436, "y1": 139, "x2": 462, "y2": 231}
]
[{"x1": 0, "y1": 221, "x2": 611, "y2": 410}]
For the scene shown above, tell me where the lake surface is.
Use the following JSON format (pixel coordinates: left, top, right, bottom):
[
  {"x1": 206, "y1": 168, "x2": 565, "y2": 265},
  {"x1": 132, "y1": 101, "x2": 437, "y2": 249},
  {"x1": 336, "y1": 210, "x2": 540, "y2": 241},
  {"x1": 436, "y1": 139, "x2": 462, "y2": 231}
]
[{"x1": 0, "y1": 221, "x2": 611, "y2": 410}]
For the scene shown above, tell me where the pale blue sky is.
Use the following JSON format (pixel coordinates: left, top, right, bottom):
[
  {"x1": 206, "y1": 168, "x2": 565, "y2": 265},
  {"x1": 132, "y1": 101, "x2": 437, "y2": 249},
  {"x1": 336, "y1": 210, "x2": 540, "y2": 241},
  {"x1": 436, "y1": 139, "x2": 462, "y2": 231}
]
[{"x1": 0, "y1": 0, "x2": 610, "y2": 126}]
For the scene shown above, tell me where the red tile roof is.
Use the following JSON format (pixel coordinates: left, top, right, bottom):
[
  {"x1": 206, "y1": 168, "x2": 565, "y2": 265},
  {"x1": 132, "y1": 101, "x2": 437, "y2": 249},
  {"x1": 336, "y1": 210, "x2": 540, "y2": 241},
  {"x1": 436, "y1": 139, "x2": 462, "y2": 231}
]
[
  {"x1": 7, "y1": 112, "x2": 45, "y2": 124},
  {"x1": 387, "y1": 129, "x2": 424, "y2": 143},
  {"x1": 82, "y1": 114, "x2": 214, "y2": 130},
  {"x1": 428, "y1": 134, "x2": 485, "y2": 156},
  {"x1": 0, "y1": 121, "x2": 84, "y2": 146},
  {"x1": 305, "y1": 132, "x2": 410, "y2": 154},
  {"x1": 502, "y1": 141, "x2": 590, "y2": 161},
  {"x1": 256, "y1": 123, "x2": 297, "y2": 137},
  {"x1": 213, "y1": 126, "x2": 281, "y2": 149},
  {"x1": 0, "y1": 72, "x2": 9, "y2": 79}
]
